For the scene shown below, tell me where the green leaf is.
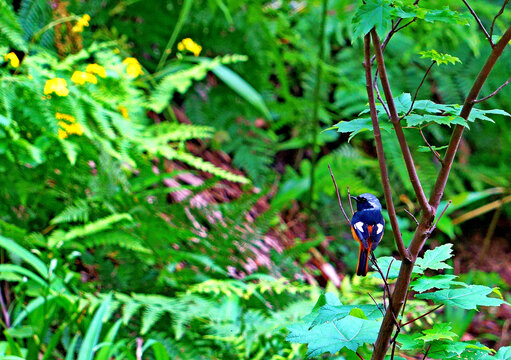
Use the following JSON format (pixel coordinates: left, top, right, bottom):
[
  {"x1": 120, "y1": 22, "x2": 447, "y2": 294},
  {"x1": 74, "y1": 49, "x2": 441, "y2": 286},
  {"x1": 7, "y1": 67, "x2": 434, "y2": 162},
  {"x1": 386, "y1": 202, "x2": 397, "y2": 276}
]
[
  {"x1": 0, "y1": 235, "x2": 48, "y2": 278},
  {"x1": 397, "y1": 333, "x2": 423, "y2": 351},
  {"x1": 78, "y1": 293, "x2": 113, "y2": 360},
  {"x1": 211, "y1": 64, "x2": 271, "y2": 120},
  {"x1": 311, "y1": 304, "x2": 382, "y2": 327},
  {"x1": 419, "y1": 50, "x2": 461, "y2": 65},
  {"x1": 486, "y1": 346, "x2": 511, "y2": 360},
  {"x1": 286, "y1": 315, "x2": 381, "y2": 357},
  {"x1": 415, "y1": 244, "x2": 453, "y2": 271},
  {"x1": 0, "y1": 264, "x2": 47, "y2": 287},
  {"x1": 466, "y1": 108, "x2": 511, "y2": 123},
  {"x1": 334, "y1": 118, "x2": 392, "y2": 142},
  {"x1": 417, "y1": 145, "x2": 449, "y2": 153},
  {"x1": 418, "y1": 323, "x2": 458, "y2": 342},
  {"x1": 416, "y1": 285, "x2": 510, "y2": 310},
  {"x1": 411, "y1": 274, "x2": 461, "y2": 293},
  {"x1": 352, "y1": 0, "x2": 392, "y2": 38},
  {"x1": 423, "y1": 7, "x2": 470, "y2": 25},
  {"x1": 405, "y1": 114, "x2": 467, "y2": 127},
  {"x1": 371, "y1": 256, "x2": 403, "y2": 280},
  {"x1": 429, "y1": 341, "x2": 493, "y2": 359}
]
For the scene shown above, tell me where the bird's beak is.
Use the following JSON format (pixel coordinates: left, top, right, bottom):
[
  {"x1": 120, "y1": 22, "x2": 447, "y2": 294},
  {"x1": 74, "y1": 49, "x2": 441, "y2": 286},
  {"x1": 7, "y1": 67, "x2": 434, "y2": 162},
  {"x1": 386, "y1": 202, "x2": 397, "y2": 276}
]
[{"x1": 350, "y1": 195, "x2": 359, "y2": 201}]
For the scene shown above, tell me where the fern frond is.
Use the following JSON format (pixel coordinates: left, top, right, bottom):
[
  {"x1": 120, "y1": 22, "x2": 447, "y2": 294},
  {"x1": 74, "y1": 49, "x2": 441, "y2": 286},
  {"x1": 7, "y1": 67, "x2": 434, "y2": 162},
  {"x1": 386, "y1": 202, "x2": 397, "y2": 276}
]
[
  {"x1": 50, "y1": 199, "x2": 90, "y2": 225},
  {"x1": 0, "y1": 0, "x2": 26, "y2": 51}
]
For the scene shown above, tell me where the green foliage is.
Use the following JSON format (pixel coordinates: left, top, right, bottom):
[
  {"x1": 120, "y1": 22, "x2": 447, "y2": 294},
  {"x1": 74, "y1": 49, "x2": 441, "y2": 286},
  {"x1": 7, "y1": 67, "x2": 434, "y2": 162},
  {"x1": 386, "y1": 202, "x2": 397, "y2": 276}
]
[{"x1": 419, "y1": 50, "x2": 462, "y2": 65}]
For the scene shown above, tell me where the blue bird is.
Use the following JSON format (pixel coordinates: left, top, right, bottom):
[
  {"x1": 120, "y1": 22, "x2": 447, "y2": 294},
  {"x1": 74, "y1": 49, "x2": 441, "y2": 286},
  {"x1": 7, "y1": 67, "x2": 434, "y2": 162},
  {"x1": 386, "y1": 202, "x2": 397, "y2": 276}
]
[{"x1": 350, "y1": 193, "x2": 385, "y2": 276}]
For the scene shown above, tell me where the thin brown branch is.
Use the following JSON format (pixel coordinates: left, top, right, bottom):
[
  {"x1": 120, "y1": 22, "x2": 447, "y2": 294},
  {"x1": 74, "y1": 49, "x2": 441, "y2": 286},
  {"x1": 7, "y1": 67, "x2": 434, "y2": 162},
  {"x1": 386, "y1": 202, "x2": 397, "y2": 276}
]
[
  {"x1": 431, "y1": 200, "x2": 452, "y2": 232},
  {"x1": 474, "y1": 77, "x2": 511, "y2": 103},
  {"x1": 423, "y1": 344, "x2": 431, "y2": 360},
  {"x1": 371, "y1": 254, "x2": 401, "y2": 329},
  {"x1": 402, "y1": 305, "x2": 443, "y2": 327},
  {"x1": 371, "y1": 29, "x2": 432, "y2": 216},
  {"x1": 403, "y1": 209, "x2": 419, "y2": 226},
  {"x1": 394, "y1": 19, "x2": 416, "y2": 33},
  {"x1": 368, "y1": 292, "x2": 385, "y2": 317},
  {"x1": 375, "y1": 84, "x2": 392, "y2": 119},
  {"x1": 419, "y1": 128, "x2": 443, "y2": 164},
  {"x1": 356, "y1": 352, "x2": 366, "y2": 360},
  {"x1": 363, "y1": 34, "x2": 410, "y2": 261},
  {"x1": 400, "y1": 61, "x2": 436, "y2": 121},
  {"x1": 347, "y1": 185, "x2": 355, "y2": 215},
  {"x1": 385, "y1": 259, "x2": 394, "y2": 282},
  {"x1": 328, "y1": 164, "x2": 351, "y2": 225},
  {"x1": 462, "y1": 0, "x2": 494, "y2": 47},
  {"x1": 390, "y1": 329, "x2": 399, "y2": 360},
  {"x1": 429, "y1": 25, "x2": 511, "y2": 211},
  {"x1": 490, "y1": 0, "x2": 509, "y2": 38}
]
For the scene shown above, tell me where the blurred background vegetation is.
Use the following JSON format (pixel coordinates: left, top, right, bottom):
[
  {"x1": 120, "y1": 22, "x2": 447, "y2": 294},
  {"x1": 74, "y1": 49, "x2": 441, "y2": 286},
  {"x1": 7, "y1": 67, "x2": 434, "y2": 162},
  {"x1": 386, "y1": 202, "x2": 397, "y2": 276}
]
[{"x1": 0, "y1": 0, "x2": 510, "y2": 358}]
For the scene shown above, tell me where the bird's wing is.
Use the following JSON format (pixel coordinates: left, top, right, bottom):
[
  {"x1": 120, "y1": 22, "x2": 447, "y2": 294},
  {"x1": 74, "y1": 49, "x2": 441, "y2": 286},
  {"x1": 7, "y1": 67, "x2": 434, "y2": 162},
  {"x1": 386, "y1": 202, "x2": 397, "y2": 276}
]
[{"x1": 351, "y1": 211, "x2": 370, "y2": 249}]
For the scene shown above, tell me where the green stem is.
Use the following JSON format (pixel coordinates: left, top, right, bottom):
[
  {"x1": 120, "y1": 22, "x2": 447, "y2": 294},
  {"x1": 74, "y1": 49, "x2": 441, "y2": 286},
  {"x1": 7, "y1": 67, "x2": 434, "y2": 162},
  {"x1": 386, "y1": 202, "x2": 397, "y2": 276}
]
[
  {"x1": 155, "y1": 0, "x2": 194, "y2": 72},
  {"x1": 308, "y1": 0, "x2": 328, "y2": 215}
]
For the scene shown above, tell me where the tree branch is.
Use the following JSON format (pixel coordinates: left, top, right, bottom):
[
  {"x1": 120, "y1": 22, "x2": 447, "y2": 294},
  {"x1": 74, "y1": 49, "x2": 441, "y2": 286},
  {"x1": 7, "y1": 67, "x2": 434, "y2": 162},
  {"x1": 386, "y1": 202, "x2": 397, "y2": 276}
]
[
  {"x1": 490, "y1": 0, "x2": 509, "y2": 38},
  {"x1": 419, "y1": 128, "x2": 443, "y2": 164},
  {"x1": 461, "y1": 0, "x2": 494, "y2": 47},
  {"x1": 328, "y1": 164, "x2": 351, "y2": 225},
  {"x1": 363, "y1": 34, "x2": 410, "y2": 261},
  {"x1": 429, "y1": 25, "x2": 511, "y2": 211},
  {"x1": 474, "y1": 77, "x2": 510, "y2": 103},
  {"x1": 371, "y1": 29, "x2": 432, "y2": 216},
  {"x1": 401, "y1": 61, "x2": 436, "y2": 121}
]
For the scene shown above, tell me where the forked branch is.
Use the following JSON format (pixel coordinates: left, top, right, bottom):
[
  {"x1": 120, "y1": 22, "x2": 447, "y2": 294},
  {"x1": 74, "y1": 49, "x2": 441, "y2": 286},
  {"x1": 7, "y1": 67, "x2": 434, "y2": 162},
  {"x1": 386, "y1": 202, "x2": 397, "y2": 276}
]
[
  {"x1": 363, "y1": 34, "x2": 410, "y2": 261},
  {"x1": 371, "y1": 29, "x2": 432, "y2": 216}
]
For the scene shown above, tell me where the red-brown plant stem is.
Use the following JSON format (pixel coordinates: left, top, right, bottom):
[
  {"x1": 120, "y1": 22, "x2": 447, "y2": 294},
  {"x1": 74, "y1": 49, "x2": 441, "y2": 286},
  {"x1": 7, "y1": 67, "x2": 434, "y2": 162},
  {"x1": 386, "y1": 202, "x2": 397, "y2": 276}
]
[
  {"x1": 363, "y1": 34, "x2": 410, "y2": 261},
  {"x1": 461, "y1": 0, "x2": 494, "y2": 47},
  {"x1": 370, "y1": 25, "x2": 511, "y2": 360},
  {"x1": 371, "y1": 29, "x2": 432, "y2": 216},
  {"x1": 429, "y1": 25, "x2": 511, "y2": 210}
]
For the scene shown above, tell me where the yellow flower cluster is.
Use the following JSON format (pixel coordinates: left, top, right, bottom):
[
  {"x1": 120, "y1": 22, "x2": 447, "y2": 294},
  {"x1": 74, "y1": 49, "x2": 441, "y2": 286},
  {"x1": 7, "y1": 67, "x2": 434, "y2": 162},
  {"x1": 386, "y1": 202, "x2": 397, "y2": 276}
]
[
  {"x1": 122, "y1": 57, "x2": 143, "y2": 78},
  {"x1": 56, "y1": 113, "x2": 83, "y2": 139},
  {"x1": 177, "y1": 38, "x2": 202, "y2": 57},
  {"x1": 86, "y1": 63, "x2": 106, "y2": 78},
  {"x1": 4, "y1": 52, "x2": 19, "y2": 67},
  {"x1": 72, "y1": 14, "x2": 91, "y2": 33},
  {"x1": 44, "y1": 78, "x2": 69, "y2": 97},
  {"x1": 71, "y1": 71, "x2": 97, "y2": 85}
]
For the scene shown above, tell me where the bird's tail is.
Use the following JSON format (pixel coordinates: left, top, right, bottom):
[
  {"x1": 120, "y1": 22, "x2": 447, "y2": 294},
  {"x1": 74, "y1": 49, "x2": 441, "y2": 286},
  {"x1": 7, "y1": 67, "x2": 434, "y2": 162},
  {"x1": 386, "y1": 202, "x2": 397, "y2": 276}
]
[{"x1": 356, "y1": 245, "x2": 370, "y2": 276}]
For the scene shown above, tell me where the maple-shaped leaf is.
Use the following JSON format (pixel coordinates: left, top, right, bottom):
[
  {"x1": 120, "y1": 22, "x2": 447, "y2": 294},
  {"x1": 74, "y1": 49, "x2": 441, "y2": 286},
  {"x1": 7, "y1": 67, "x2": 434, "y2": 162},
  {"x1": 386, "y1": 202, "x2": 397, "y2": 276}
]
[
  {"x1": 416, "y1": 285, "x2": 510, "y2": 310},
  {"x1": 415, "y1": 244, "x2": 453, "y2": 271},
  {"x1": 411, "y1": 274, "x2": 464, "y2": 293},
  {"x1": 286, "y1": 315, "x2": 381, "y2": 357},
  {"x1": 333, "y1": 117, "x2": 392, "y2": 142},
  {"x1": 428, "y1": 341, "x2": 493, "y2": 359},
  {"x1": 352, "y1": 0, "x2": 392, "y2": 38},
  {"x1": 419, "y1": 49, "x2": 461, "y2": 65},
  {"x1": 418, "y1": 323, "x2": 458, "y2": 342},
  {"x1": 310, "y1": 304, "x2": 383, "y2": 328}
]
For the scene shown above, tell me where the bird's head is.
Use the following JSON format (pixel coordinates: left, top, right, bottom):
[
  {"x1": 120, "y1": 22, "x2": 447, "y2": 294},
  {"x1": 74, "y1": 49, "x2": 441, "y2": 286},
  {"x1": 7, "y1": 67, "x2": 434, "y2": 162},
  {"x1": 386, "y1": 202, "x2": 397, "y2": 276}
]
[{"x1": 351, "y1": 193, "x2": 382, "y2": 211}]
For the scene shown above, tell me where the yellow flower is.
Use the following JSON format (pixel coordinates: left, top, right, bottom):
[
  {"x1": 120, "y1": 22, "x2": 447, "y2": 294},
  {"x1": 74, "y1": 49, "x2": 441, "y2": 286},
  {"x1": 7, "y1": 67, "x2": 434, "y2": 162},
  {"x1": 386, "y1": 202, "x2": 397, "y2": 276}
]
[
  {"x1": 44, "y1": 78, "x2": 69, "y2": 97},
  {"x1": 86, "y1": 63, "x2": 106, "y2": 78},
  {"x1": 4, "y1": 52, "x2": 19, "y2": 67},
  {"x1": 71, "y1": 71, "x2": 97, "y2": 85},
  {"x1": 56, "y1": 113, "x2": 83, "y2": 139},
  {"x1": 119, "y1": 106, "x2": 129, "y2": 119},
  {"x1": 72, "y1": 14, "x2": 91, "y2": 33},
  {"x1": 122, "y1": 57, "x2": 143, "y2": 78},
  {"x1": 177, "y1": 38, "x2": 202, "y2": 57}
]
